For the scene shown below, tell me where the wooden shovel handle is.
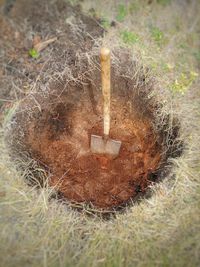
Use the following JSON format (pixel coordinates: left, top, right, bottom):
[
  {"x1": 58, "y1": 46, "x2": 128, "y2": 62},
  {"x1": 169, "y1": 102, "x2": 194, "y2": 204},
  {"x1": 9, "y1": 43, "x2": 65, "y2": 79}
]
[{"x1": 100, "y1": 47, "x2": 110, "y2": 137}]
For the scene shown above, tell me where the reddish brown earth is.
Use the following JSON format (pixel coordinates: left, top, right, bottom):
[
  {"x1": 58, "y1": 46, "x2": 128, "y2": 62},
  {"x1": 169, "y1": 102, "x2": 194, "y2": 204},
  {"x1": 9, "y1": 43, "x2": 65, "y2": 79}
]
[{"x1": 23, "y1": 90, "x2": 162, "y2": 209}]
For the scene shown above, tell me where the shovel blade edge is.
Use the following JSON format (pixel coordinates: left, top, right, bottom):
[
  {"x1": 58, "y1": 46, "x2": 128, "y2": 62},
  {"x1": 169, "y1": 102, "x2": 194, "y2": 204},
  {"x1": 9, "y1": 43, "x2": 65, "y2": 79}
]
[{"x1": 90, "y1": 135, "x2": 121, "y2": 156}]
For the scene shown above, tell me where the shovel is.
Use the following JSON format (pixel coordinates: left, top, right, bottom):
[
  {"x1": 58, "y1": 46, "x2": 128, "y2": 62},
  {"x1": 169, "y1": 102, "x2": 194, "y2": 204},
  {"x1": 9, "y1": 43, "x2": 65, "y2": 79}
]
[{"x1": 90, "y1": 47, "x2": 122, "y2": 157}]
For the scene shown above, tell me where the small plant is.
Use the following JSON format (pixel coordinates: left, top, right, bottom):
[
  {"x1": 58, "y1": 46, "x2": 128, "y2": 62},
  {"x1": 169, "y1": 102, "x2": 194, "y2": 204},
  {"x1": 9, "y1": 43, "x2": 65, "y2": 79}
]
[
  {"x1": 157, "y1": 0, "x2": 171, "y2": 5},
  {"x1": 151, "y1": 26, "x2": 164, "y2": 46},
  {"x1": 120, "y1": 30, "x2": 140, "y2": 45},
  {"x1": 66, "y1": 0, "x2": 80, "y2": 6},
  {"x1": 116, "y1": 4, "x2": 127, "y2": 22},
  {"x1": 194, "y1": 51, "x2": 200, "y2": 63},
  {"x1": 150, "y1": 61, "x2": 158, "y2": 71},
  {"x1": 161, "y1": 62, "x2": 174, "y2": 72},
  {"x1": 171, "y1": 71, "x2": 198, "y2": 94},
  {"x1": 179, "y1": 42, "x2": 189, "y2": 50},
  {"x1": 100, "y1": 17, "x2": 111, "y2": 29},
  {"x1": 28, "y1": 48, "x2": 39, "y2": 59}
]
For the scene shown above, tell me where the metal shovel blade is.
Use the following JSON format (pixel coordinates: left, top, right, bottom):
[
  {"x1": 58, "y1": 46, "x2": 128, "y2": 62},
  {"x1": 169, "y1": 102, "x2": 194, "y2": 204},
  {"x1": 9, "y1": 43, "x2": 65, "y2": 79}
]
[{"x1": 91, "y1": 134, "x2": 121, "y2": 157}]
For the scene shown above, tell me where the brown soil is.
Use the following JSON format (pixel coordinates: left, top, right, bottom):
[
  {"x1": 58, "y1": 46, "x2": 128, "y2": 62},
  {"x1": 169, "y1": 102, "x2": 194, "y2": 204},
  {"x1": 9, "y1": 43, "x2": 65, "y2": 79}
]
[
  {"x1": 0, "y1": 0, "x2": 104, "y2": 108},
  {"x1": 18, "y1": 82, "x2": 163, "y2": 209}
]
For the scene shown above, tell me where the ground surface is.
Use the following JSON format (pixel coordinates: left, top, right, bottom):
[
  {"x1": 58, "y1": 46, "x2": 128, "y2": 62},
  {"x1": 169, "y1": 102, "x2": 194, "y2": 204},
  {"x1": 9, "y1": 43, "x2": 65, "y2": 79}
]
[
  {"x1": 0, "y1": 0, "x2": 200, "y2": 267},
  {"x1": 12, "y1": 80, "x2": 162, "y2": 209}
]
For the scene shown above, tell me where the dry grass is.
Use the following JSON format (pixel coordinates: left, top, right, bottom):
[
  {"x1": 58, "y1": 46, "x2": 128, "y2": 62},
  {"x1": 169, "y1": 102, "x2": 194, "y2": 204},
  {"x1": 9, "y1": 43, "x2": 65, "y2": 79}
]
[{"x1": 0, "y1": 0, "x2": 200, "y2": 266}]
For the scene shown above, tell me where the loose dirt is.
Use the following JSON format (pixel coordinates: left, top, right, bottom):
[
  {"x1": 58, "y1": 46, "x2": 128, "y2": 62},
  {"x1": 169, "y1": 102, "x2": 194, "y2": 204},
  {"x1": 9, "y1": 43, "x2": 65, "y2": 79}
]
[{"x1": 18, "y1": 82, "x2": 163, "y2": 209}]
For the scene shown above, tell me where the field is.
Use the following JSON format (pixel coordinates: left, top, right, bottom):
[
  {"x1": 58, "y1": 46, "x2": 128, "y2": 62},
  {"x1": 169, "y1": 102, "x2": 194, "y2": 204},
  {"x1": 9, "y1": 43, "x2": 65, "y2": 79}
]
[{"x1": 0, "y1": 0, "x2": 200, "y2": 266}]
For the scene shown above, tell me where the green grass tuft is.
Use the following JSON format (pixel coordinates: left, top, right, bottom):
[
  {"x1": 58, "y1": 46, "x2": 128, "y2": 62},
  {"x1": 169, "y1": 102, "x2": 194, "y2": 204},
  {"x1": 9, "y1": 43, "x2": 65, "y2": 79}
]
[
  {"x1": 120, "y1": 30, "x2": 140, "y2": 45},
  {"x1": 116, "y1": 4, "x2": 127, "y2": 22},
  {"x1": 28, "y1": 48, "x2": 39, "y2": 59},
  {"x1": 170, "y1": 71, "x2": 198, "y2": 95},
  {"x1": 150, "y1": 26, "x2": 165, "y2": 46},
  {"x1": 100, "y1": 17, "x2": 111, "y2": 29},
  {"x1": 157, "y1": 0, "x2": 171, "y2": 5},
  {"x1": 194, "y1": 51, "x2": 200, "y2": 63}
]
